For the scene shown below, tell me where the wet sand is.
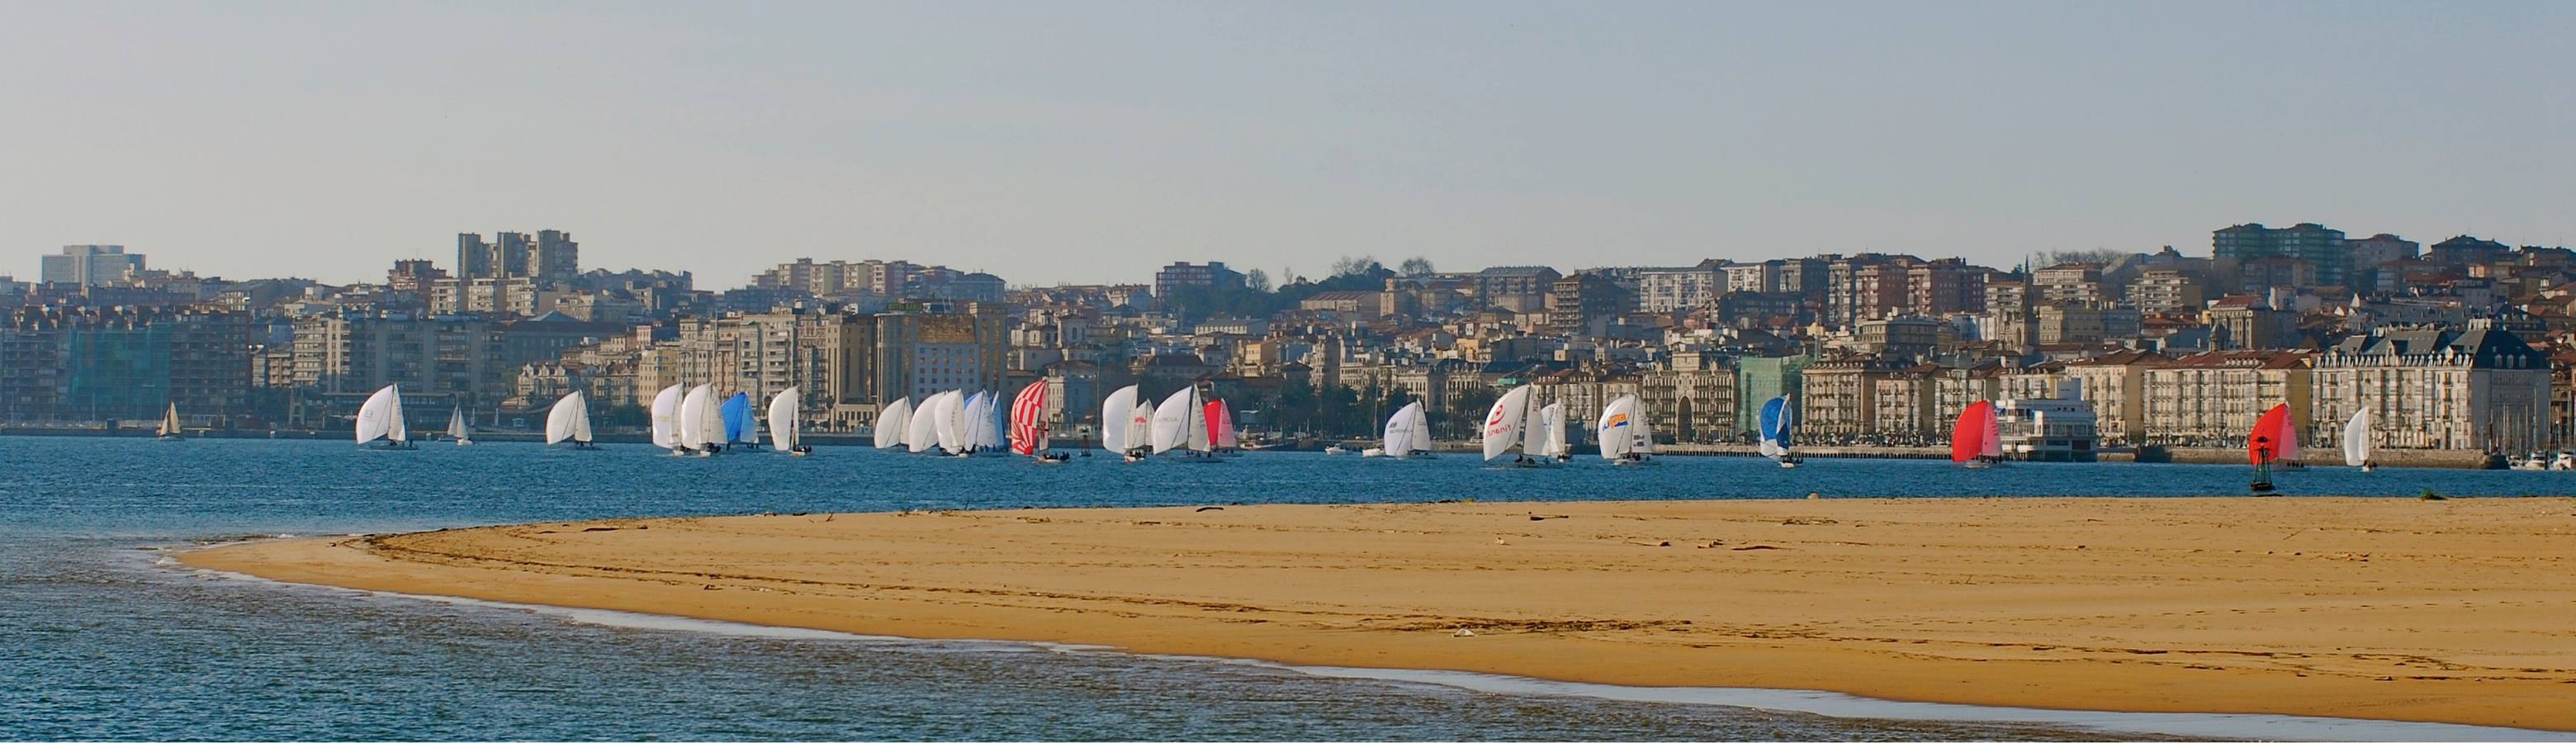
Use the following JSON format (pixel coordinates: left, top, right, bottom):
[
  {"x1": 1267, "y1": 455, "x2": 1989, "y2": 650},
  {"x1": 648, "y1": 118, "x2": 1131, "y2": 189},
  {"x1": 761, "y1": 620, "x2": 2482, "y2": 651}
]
[{"x1": 182, "y1": 497, "x2": 2576, "y2": 731}]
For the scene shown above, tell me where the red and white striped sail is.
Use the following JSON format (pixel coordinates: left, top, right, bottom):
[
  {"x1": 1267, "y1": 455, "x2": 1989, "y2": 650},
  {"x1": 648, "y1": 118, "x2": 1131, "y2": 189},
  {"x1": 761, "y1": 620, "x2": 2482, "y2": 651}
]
[{"x1": 1009, "y1": 382, "x2": 1049, "y2": 457}]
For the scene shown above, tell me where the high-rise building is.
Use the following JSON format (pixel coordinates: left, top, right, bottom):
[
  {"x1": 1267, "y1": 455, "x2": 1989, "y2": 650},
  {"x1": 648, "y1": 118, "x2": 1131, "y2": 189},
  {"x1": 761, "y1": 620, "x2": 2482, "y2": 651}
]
[
  {"x1": 2213, "y1": 222, "x2": 2348, "y2": 286},
  {"x1": 455, "y1": 230, "x2": 578, "y2": 282},
  {"x1": 39, "y1": 245, "x2": 147, "y2": 287},
  {"x1": 455, "y1": 234, "x2": 493, "y2": 280},
  {"x1": 1153, "y1": 262, "x2": 1246, "y2": 299},
  {"x1": 533, "y1": 230, "x2": 579, "y2": 282}
]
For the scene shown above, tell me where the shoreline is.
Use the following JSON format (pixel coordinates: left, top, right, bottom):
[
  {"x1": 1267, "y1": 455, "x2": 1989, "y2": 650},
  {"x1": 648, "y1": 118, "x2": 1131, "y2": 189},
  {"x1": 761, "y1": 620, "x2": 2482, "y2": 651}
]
[{"x1": 180, "y1": 498, "x2": 2576, "y2": 731}]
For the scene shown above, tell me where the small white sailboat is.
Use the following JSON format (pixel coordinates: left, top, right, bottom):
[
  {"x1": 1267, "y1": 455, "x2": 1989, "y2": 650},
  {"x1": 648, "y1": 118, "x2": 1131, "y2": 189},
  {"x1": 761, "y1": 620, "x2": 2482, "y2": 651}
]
[
  {"x1": 967, "y1": 390, "x2": 1008, "y2": 456},
  {"x1": 1380, "y1": 401, "x2": 1431, "y2": 459},
  {"x1": 546, "y1": 391, "x2": 594, "y2": 447},
  {"x1": 770, "y1": 386, "x2": 807, "y2": 456},
  {"x1": 1101, "y1": 385, "x2": 1140, "y2": 458},
  {"x1": 904, "y1": 392, "x2": 941, "y2": 454},
  {"x1": 1598, "y1": 394, "x2": 1655, "y2": 465},
  {"x1": 2554, "y1": 452, "x2": 2576, "y2": 471},
  {"x1": 355, "y1": 384, "x2": 409, "y2": 448},
  {"x1": 679, "y1": 384, "x2": 717, "y2": 456},
  {"x1": 1481, "y1": 386, "x2": 1543, "y2": 466},
  {"x1": 1150, "y1": 386, "x2": 1220, "y2": 461},
  {"x1": 447, "y1": 405, "x2": 473, "y2": 446},
  {"x1": 1322, "y1": 444, "x2": 1347, "y2": 456},
  {"x1": 874, "y1": 396, "x2": 912, "y2": 451},
  {"x1": 1537, "y1": 401, "x2": 1571, "y2": 463},
  {"x1": 2342, "y1": 409, "x2": 2373, "y2": 472},
  {"x1": 935, "y1": 390, "x2": 971, "y2": 457},
  {"x1": 157, "y1": 402, "x2": 183, "y2": 441},
  {"x1": 650, "y1": 384, "x2": 684, "y2": 455}
]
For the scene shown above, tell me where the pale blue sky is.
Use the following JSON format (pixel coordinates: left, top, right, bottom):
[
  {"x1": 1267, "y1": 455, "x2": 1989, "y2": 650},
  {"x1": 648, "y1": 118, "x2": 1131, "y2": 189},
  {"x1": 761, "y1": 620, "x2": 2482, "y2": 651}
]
[{"x1": 3, "y1": 1, "x2": 2568, "y2": 286}]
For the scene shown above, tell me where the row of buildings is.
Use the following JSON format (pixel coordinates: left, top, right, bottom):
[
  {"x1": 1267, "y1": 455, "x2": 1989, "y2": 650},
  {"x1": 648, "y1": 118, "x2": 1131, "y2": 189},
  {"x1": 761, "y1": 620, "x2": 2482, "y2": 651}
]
[{"x1": 4, "y1": 221, "x2": 2573, "y2": 456}]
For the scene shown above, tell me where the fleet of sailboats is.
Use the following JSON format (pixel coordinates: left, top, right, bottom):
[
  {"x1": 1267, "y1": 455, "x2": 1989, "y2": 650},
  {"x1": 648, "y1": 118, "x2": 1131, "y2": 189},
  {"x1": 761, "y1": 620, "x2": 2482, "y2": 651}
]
[{"x1": 307, "y1": 381, "x2": 2479, "y2": 481}]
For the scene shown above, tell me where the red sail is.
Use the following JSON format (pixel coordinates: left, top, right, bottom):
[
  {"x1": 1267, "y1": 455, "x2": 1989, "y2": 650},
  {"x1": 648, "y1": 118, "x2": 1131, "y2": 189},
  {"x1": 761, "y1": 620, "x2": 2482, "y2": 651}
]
[
  {"x1": 1009, "y1": 382, "x2": 1048, "y2": 457},
  {"x1": 1950, "y1": 400, "x2": 1993, "y2": 463},
  {"x1": 1202, "y1": 400, "x2": 1226, "y2": 450},
  {"x1": 2249, "y1": 404, "x2": 2290, "y2": 466}
]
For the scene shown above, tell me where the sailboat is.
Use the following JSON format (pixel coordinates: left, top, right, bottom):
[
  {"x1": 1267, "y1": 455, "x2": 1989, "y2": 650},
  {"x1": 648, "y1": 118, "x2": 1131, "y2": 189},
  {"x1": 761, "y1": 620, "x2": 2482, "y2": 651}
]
[
  {"x1": 157, "y1": 403, "x2": 183, "y2": 441},
  {"x1": 1480, "y1": 386, "x2": 1537, "y2": 466},
  {"x1": 770, "y1": 386, "x2": 807, "y2": 456},
  {"x1": 1203, "y1": 397, "x2": 1238, "y2": 456},
  {"x1": 905, "y1": 391, "x2": 945, "y2": 454},
  {"x1": 1373, "y1": 401, "x2": 1430, "y2": 459},
  {"x1": 1758, "y1": 395, "x2": 1799, "y2": 467},
  {"x1": 873, "y1": 397, "x2": 912, "y2": 450},
  {"x1": 2343, "y1": 409, "x2": 2374, "y2": 472},
  {"x1": 721, "y1": 392, "x2": 759, "y2": 451},
  {"x1": 1537, "y1": 401, "x2": 1571, "y2": 463},
  {"x1": 546, "y1": 391, "x2": 594, "y2": 447},
  {"x1": 1125, "y1": 397, "x2": 1155, "y2": 462},
  {"x1": 1151, "y1": 386, "x2": 1220, "y2": 461},
  {"x1": 1950, "y1": 400, "x2": 2002, "y2": 468},
  {"x1": 651, "y1": 384, "x2": 684, "y2": 455},
  {"x1": 447, "y1": 405, "x2": 473, "y2": 446},
  {"x1": 2249, "y1": 403, "x2": 2292, "y2": 493},
  {"x1": 355, "y1": 384, "x2": 410, "y2": 448},
  {"x1": 1598, "y1": 395, "x2": 1655, "y2": 465},
  {"x1": 1101, "y1": 385, "x2": 1140, "y2": 459},
  {"x1": 972, "y1": 390, "x2": 1008, "y2": 456},
  {"x1": 1011, "y1": 382, "x2": 1063, "y2": 463},
  {"x1": 679, "y1": 384, "x2": 717, "y2": 456}
]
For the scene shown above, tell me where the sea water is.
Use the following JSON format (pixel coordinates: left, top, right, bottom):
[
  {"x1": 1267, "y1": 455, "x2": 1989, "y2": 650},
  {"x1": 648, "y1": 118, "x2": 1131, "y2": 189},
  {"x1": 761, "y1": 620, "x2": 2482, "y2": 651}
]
[{"x1": 7, "y1": 437, "x2": 2572, "y2": 741}]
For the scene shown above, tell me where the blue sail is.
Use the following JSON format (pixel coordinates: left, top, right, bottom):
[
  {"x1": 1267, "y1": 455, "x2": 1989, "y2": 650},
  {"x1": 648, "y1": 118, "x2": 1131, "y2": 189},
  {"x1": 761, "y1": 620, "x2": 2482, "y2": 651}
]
[
  {"x1": 721, "y1": 392, "x2": 752, "y2": 443},
  {"x1": 1759, "y1": 395, "x2": 1792, "y2": 448}
]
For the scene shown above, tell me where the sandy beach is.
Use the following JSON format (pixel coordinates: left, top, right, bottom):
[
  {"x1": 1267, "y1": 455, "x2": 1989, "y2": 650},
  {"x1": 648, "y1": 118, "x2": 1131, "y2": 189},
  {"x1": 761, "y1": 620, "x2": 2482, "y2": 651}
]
[{"x1": 182, "y1": 496, "x2": 2576, "y2": 731}]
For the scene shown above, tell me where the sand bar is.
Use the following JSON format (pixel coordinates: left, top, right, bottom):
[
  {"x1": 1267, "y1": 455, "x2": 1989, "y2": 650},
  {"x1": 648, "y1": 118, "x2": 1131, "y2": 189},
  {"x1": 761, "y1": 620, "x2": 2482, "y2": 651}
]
[{"x1": 182, "y1": 497, "x2": 2576, "y2": 731}]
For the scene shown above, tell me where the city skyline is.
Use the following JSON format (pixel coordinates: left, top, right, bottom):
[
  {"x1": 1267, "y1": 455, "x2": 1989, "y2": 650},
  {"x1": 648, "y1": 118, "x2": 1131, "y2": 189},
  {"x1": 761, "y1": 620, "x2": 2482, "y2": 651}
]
[{"x1": 4, "y1": 1, "x2": 2570, "y2": 286}]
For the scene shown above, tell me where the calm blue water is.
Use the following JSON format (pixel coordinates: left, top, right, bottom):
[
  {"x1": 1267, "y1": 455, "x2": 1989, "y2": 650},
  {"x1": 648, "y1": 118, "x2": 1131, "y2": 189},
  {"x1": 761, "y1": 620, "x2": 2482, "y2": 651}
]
[{"x1": 6, "y1": 438, "x2": 2568, "y2": 741}]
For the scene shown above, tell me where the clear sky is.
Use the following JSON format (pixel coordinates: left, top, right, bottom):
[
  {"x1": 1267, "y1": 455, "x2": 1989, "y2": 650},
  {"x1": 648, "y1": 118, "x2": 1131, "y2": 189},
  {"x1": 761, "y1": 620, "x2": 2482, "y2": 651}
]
[{"x1": 3, "y1": 1, "x2": 2569, "y2": 287}]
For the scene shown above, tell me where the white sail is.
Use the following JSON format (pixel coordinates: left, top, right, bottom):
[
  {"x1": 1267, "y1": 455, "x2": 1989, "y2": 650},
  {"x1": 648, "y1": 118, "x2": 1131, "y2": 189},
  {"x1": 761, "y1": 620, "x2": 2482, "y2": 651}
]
[
  {"x1": 934, "y1": 390, "x2": 967, "y2": 453},
  {"x1": 159, "y1": 403, "x2": 180, "y2": 437},
  {"x1": 1100, "y1": 385, "x2": 1140, "y2": 453},
  {"x1": 545, "y1": 391, "x2": 591, "y2": 445},
  {"x1": 701, "y1": 387, "x2": 730, "y2": 448},
  {"x1": 1151, "y1": 387, "x2": 1196, "y2": 454},
  {"x1": 1540, "y1": 402, "x2": 1568, "y2": 458},
  {"x1": 965, "y1": 391, "x2": 1005, "y2": 452},
  {"x1": 906, "y1": 392, "x2": 943, "y2": 453},
  {"x1": 1186, "y1": 390, "x2": 1212, "y2": 453},
  {"x1": 354, "y1": 384, "x2": 401, "y2": 446},
  {"x1": 1382, "y1": 401, "x2": 1426, "y2": 456},
  {"x1": 1632, "y1": 397, "x2": 1656, "y2": 454},
  {"x1": 1597, "y1": 395, "x2": 1639, "y2": 460},
  {"x1": 1481, "y1": 386, "x2": 1532, "y2": 461},
  {"x1": 679, "y1": 384, "x2": 713, "y2": 450},
  {"x1": 650, "y1": 385, "x2": 682, "y2": 450},
  {"x1": 447, "y1": 405, "x2": 469, "y2": 441},
  {"x1": 1405, "y1": 402, "x2": 1430, "y2": 453},
  {"x1": 874, "y1": 397, "x2": 911, "y2": 449},
  {"x1": 769, "y1": 386, "x2": 800, "y2": 451},
  {"x1": 2342, "y1": 409, "x2": 2373, "y2": 466},
  {"x1": 1128, "y1": 402, "x2": 1154, "y2": 453}
]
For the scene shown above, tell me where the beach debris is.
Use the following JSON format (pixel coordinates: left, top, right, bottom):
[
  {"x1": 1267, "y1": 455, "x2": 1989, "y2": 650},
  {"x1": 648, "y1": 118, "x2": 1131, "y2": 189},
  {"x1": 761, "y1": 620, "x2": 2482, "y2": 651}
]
[
  {"x1": 1494, "y1": 537, "x2": 1510, "y2": 546},
  {"x1": 1730, "y1": 544, "x2": 1786, "y2": 551},
  {"x1": 1782, "y1": 517, "x2": 1838, "y2": 526},
  {"x1": 1627, "y1": 540, "x2": 1672, "y2": 547},
  {"x1": 2419, "y1": 492, "x2": 2447, "y2": 501},
  {"x1": 1196, "y1": 506, "x2": 1224, "y2": 512},
  {"x1": 580, "y1": 527, "x2": 619, "y2": 532},
  {"x1": 1454, "y1": 628, "x2": 1476, "y2": 637},
  {"x1": 1693, "y1": 540, "x2": 1725, "y2": 548},
  {"x1": 1527, "y1": 513, "x2": 1569, "y2": 521},
  {"x1": 701, "y1": 584, "x2": 719, "y2": 590}
]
